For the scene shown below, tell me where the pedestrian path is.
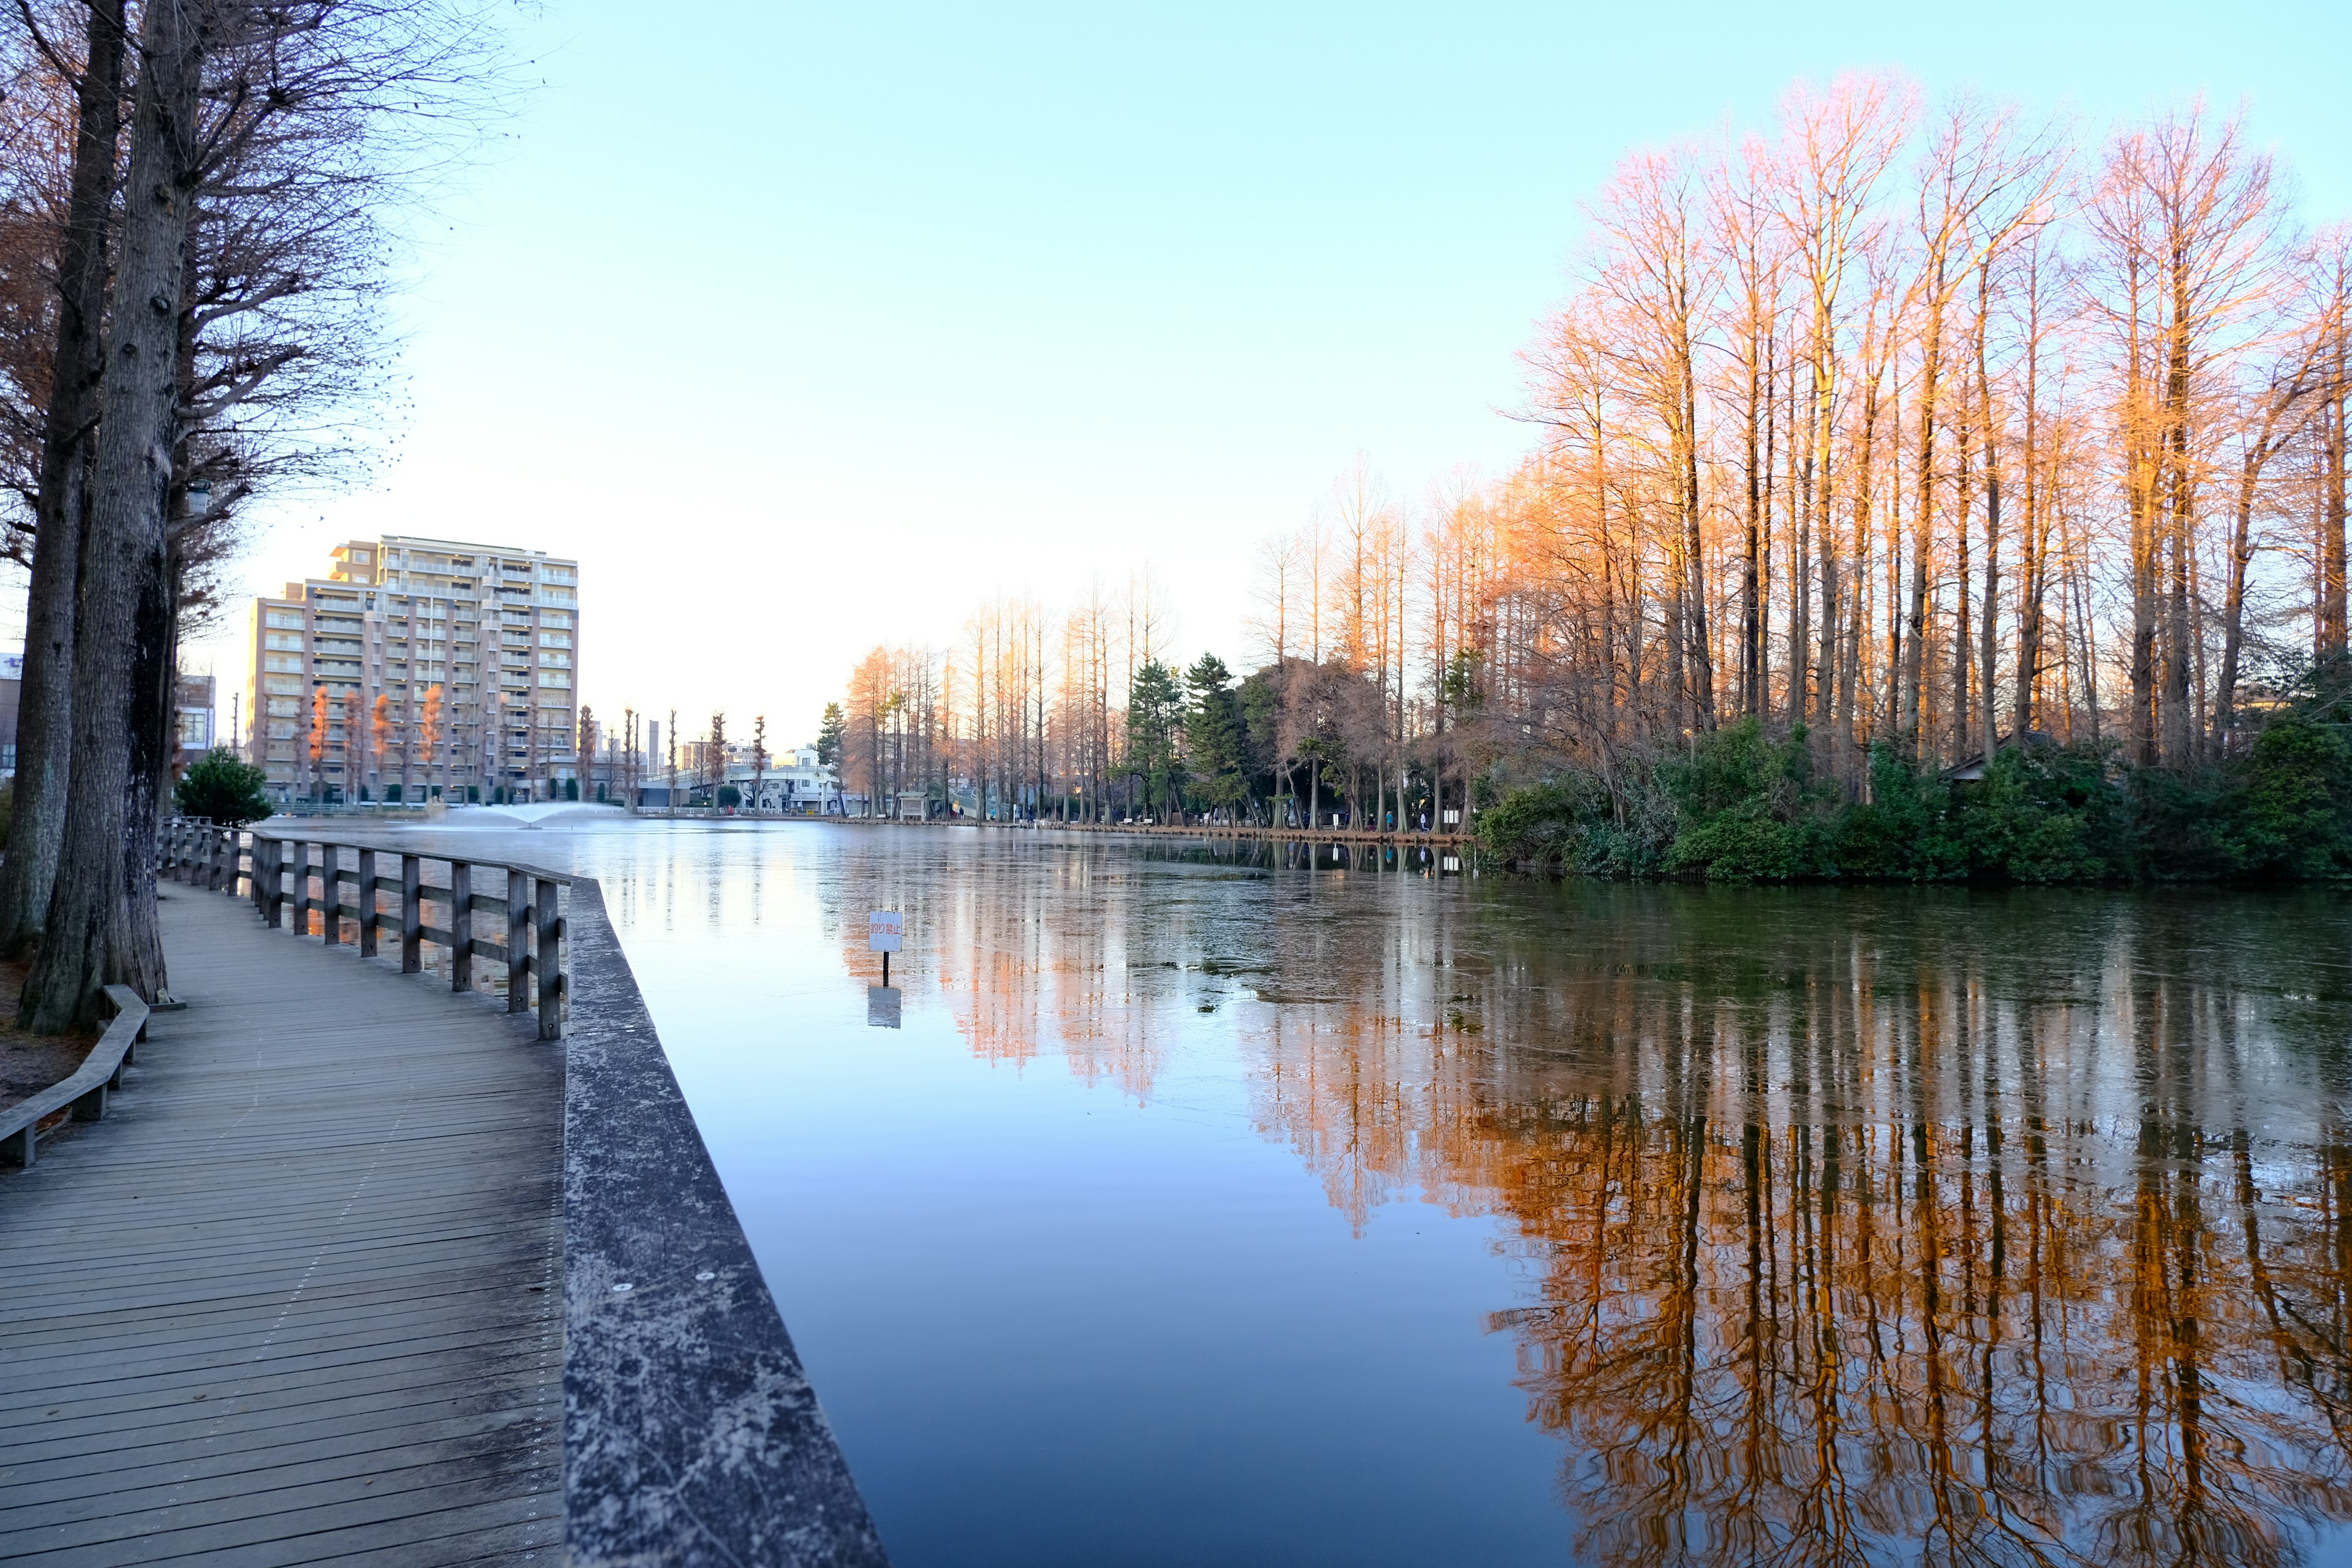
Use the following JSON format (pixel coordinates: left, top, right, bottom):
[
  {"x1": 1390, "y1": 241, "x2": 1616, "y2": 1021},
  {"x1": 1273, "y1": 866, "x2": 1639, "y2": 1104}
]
[{"x1": 0, "y1": 886, "x2": 565, "y2": 1566}]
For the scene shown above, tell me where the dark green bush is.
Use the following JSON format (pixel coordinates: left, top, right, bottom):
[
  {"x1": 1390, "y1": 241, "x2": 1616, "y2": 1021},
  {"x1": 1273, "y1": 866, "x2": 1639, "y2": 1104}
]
[
  {"x1": 1945, "y1": 743, "x2": 2120, "y2": 883},
  {"x1": 1477, "y1": 715, "x2": 2352, "y2": 886},
  {"x1": 174, "y1": 748, "x2": 273, "y2": 827},
  {"x1": 2214, "y1": 718, "x2": 2352, "y2": 879}
]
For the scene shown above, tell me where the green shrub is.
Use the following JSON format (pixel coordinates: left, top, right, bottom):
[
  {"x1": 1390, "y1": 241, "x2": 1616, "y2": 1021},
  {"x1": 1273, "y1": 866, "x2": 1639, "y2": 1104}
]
[
  {"x1": 1945, "y1": 743, "x2": 2120, "y2": 883},
  {"x1": 2215, "y1": 718, "x2": 2352, "y2": 879},
  {"x1": 1473, "y1": 717, "x2": 2352, "y2": 886},
  {"x1": 173, "y1": 748, "x2": 273, "y2": 827},
  {"x1": 1476, "y1": 778, "x2": 1600, "y2": 868},
  {"x1": 1663, "y1": 805, "x2": 1818, "y2": 881},
  {"x1": 1657, "y1": 719, "x2": 1839, "y2": 881}
]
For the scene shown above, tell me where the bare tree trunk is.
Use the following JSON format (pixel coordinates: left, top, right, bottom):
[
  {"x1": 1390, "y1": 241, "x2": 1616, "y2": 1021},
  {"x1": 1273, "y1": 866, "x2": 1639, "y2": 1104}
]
[
  {"x1": 2160, "y1": 257, "x2": 2198, "y2": 767},
  {"x1": 2323, "y1": 304, "x2": 2348, "y2": 660},
  {"x1": 1975, "y1": 270, "x2": 2004, "y2": 758},
  {"x1": 23, "y1": 0, "x2": 209, "y2": 1031},
  {"x1": 1790, "y1": 358, "x2": 1812, "y2": 726},
  {"x1": 1740, "y1": 322, "x2": 1762, "y2": 717},
  {"x1": 1949, "y1": 399, "x2": 1975, "y2": 762},
  {"x1": 2012, "y1": 267, "x2": 2048, "y2": 742},
  {"x1": 0, "y1": 0, "x2": 129, "y2": 958}
]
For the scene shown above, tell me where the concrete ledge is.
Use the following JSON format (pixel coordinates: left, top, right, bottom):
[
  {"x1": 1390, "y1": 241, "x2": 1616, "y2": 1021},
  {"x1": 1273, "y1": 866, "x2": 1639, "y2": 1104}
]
[{"x1": 561, "y1": 876, "x2": 889, "y2": 1567}]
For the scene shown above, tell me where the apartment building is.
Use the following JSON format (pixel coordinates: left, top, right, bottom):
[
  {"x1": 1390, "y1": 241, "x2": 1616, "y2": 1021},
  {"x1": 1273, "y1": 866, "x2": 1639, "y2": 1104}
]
[{"x1": 244, "y1": 535, "x2": 581, "y2": 804}]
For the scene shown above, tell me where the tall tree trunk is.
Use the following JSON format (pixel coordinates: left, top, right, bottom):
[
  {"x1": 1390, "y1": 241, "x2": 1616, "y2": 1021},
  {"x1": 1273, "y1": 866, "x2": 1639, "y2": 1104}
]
[
  {"x1": 2160, "y1": 258, "x2": 2198, "y2": 767},
  {"x1": 1755, "y1": 330, "x2": 1776, "y2": 720},
  {"x1": 2323, "y1": 302, "x2": 2348, "y2": 661},
  {"x1": 1790, "y1": 356, "x2": 1812, "y2": 727},
  {"x1": 23, "y1": 0, "x2": 210, "y2": 1031},
  {"x1": 0, "y1": 0, "x2": 129, "y2": 959},
  {"x1": 1740, "y1": 323, "x2": 1762, "y2": 717},
  {"x1": 1975, "y1": 274, "x2": 2004, "y2": 759},
  {"x1": 1949, "y1": 398, "x2": 1975, "y2": 763},
  {"x1": 2012, "y1": 274, "x2": 2047, "y2": 743},
  {"x1": 2125, "y1": 271, "x2": 2160, "y2": 767},
  {"x1": 1678, "y1": 305, "x2": 1712, "y2": 728}
]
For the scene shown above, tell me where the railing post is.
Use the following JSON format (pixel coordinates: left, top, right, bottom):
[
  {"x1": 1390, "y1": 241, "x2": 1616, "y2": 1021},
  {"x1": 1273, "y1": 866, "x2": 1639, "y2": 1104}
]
[
  {"x1": 291, "y1": 841, "x2": 309, "y2": 936},
  {"x1": 535, "y1": 876, "x2": 562, "y2": 1040},
  {"x1": 451, "y1": 861, "x2": 472, "y2": 993},
  {"x1": 401, "y1": 854, "x2": 422, "y2": 973},
  {"x1": 506, "y1": 867, "x2": 529, "y2": 1012},
  {"x1": 323, "y1": 844, "x2": 340, "y2": 946},
  {"x1": 260, "y1": 837, "x2": 279, "y2": 926},
  {"x1": 357, "y1": 847, "x2": 377, "y2": 958}
]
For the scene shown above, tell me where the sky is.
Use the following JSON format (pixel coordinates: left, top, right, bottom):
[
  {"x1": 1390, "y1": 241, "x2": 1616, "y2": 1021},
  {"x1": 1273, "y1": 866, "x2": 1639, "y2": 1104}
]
[{"x1": 159, "y1": 0, "x2": 2352, "y2": 749}]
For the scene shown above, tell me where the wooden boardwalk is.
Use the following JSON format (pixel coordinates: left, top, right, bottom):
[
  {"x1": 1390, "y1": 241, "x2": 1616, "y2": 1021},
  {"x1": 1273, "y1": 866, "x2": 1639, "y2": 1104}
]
[{"x1": 0, "y1": 886, "x2": 565, "y2": 1565}]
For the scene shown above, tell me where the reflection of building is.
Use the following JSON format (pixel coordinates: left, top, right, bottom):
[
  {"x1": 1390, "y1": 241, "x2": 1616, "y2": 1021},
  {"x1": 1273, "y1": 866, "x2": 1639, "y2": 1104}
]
[
  {"x1": 175, "y1": 674, "x2": 215, "y2": 756},
  {"x1": 243, "y1": 535, "x2": 581, "y2": 804}
]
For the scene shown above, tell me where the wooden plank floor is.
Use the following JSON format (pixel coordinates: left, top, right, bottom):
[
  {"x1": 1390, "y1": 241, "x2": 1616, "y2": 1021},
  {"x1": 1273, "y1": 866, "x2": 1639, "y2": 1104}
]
[{"x1": 0, "y1": 886, "x2": 565, "y2": 1566}]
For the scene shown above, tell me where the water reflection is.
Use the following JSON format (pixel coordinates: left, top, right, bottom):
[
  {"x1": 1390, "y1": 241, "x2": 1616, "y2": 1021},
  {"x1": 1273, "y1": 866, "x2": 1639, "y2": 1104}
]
[
  {"x1": 840, "y1": 839, "x2": 2352, "y2": 1566},
  {"x1": 382, "y1": 821, "x2": 2352, "y2": 1563}
]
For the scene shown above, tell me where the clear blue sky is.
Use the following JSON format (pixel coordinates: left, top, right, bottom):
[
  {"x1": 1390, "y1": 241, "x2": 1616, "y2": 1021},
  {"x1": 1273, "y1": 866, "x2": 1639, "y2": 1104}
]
[{"x1": 181, "y1": 0, "x2": 2352, "y2": 746}]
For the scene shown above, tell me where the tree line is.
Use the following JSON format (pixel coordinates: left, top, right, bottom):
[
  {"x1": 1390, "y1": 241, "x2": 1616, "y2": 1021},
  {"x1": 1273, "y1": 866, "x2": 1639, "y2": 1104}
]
[
  {"x1": 833, "y1": 76, "x2": 2352, "y2": 877},
  {"x1": 0, "y1": 0, "x2": 505, "y2": 1029}
]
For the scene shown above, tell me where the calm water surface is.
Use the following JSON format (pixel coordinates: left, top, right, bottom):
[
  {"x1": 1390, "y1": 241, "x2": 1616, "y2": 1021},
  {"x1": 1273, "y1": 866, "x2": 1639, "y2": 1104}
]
[{"x1": 402, "y1": 817, "x2": 2352, "y2": 1567}]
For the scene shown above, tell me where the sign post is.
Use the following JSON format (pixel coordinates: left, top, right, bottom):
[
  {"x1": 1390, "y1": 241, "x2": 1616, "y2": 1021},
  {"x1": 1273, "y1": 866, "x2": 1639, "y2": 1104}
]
[{"x1": 868, "y1": 910, "x2": 902, "y2": 987}]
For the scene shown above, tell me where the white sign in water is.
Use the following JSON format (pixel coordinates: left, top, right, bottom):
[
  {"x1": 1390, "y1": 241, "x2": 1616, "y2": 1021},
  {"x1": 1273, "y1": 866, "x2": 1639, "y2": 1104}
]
[{"x1": 867, "y1": 911, "x2": 903, "y2": 953}]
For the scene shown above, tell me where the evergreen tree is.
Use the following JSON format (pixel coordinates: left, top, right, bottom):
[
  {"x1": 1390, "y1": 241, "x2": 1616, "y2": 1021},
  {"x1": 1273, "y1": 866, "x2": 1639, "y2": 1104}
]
[
  {"x1": 1126, "y1": 660, "x2": 1188, "y2": 821},
  {"x1": 816, "y1": 702, "x2": 848, "y2": 813},
  {"x1": 174, "y1": 748, "x2": 273, "y2": 829},
  {"x1": 1185, "y1": 654, "x2": 1247, "y2": 817}
]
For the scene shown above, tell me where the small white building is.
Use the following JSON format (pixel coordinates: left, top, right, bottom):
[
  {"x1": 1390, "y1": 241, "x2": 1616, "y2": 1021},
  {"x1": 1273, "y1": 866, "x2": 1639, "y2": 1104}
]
[{"x1": 734, "y1": 747, "x2": 843, "y2": 814}]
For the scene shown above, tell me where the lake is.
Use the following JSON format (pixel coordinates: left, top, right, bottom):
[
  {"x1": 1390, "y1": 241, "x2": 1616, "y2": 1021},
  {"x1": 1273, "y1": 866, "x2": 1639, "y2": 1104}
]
[{"x1": 391, "y1": 815, "x2": 2352, "y2": 1567}]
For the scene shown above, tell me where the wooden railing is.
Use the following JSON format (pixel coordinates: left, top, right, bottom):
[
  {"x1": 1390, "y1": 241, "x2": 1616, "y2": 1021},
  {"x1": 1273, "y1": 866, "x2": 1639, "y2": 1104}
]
[
  {"x1": 158, "y1": 817, "x2": 569, "y2": 1040},
  {"x1": 145, "y1": 813, "x2": 886, "y2": 1559}
]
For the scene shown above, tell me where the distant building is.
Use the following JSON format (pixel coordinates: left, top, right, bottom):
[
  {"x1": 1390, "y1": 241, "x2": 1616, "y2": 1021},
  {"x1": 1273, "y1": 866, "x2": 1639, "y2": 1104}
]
[
  {"x1": 0, "y1": 652, "x2": 20, "y2": 777},
  {"x1": 175, "y1": 674, "x2": 216, "y2": 758},
  {"x1": 244, "y1": 536, "x2": 580, "y2": 804},
  {"x1": 741, "y1": 747, "x2": 843, "y2": 814}
]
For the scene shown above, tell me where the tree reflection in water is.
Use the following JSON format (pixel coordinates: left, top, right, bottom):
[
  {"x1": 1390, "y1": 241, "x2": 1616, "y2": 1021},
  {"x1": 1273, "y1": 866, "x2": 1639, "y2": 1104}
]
[{"x1": 826, "y1": 837, "x2": 2352, "y2": 1566}]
